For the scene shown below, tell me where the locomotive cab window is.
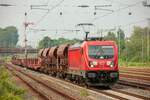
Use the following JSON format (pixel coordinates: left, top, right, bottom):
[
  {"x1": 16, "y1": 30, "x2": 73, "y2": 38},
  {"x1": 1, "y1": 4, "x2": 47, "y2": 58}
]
[{"x1": 88, "y1": 45, "x2": 114, "y2": 59}]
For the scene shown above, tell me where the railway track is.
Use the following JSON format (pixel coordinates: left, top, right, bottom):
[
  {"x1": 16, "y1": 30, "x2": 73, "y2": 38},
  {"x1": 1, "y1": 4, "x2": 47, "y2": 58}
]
[
  {"x1": 120, "y1": 67, "x2": 150, "y2": 73},
  {"x1": 5, "y1": 63, "x2": 76, "y2": 100},
  {"x1": 33, "y1": 68, "x2": 149, "y2": 100},
  {"x1": 120, "y1": 70, "x2": 150, "y2": 76},
  {"x1": 90, "y1": 87, "x2": 150, "y2": 100},
  {"x1": 118, "y1": 79, "x2": 150, "y2": 91},
  {"x1": 40, "y1": 72, "x2": 150, "y2": 100},
  {"x1": 119, "y1": 67, "x2": 150, "y2": 91},
  {"x1": 6, "y1": 63, "x2": 150, "y2": 100},
  {"x1": 120, "y1": 73, "x2": 150, "y2": 82},
  {"x1": 111, "y1": 88, "x2": 149, "y2": 100},
  {"x1": 6, "y1": 66, "x2": 48, "y2": 100}
]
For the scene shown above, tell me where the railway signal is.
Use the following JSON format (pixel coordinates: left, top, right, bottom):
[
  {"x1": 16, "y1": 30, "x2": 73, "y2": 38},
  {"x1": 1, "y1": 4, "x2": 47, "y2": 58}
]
[{"x1": 23, "y1": 12, "x2": 34, "y2": 59}]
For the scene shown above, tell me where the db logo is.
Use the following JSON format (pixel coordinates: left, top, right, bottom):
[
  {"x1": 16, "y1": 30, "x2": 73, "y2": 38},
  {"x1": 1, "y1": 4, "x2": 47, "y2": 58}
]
[{"x1": 99, "y1": 62, "x2": 104, "y2": 66}]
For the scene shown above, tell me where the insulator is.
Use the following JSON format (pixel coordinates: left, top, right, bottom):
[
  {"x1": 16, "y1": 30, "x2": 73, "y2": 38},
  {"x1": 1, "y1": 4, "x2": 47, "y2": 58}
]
[{"x1": 128, "y1": 12, "x2": 132, "y2": 15}]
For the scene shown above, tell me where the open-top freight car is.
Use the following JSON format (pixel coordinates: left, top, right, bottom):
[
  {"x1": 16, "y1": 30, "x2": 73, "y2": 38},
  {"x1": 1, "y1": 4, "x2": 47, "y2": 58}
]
[{"x1": 12, "y1": 38, "x2": 119, "y2": 87}]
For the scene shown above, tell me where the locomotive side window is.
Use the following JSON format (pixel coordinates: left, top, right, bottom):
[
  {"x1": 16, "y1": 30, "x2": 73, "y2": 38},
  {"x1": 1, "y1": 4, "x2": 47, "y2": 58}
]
[{"x1": 88, "y1": 45, "x2": 114, "y2": 59}]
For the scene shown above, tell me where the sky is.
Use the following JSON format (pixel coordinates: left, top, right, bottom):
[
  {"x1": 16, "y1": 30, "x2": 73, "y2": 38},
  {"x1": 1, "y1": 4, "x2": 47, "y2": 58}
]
[{"x1": 0, "y1": 0, "x2": 150, "y2": 48}]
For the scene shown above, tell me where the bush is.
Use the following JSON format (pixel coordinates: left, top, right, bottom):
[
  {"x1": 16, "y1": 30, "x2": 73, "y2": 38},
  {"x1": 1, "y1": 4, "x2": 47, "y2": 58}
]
[
  {"x1": 119, "y1": 59, "x2": 150, "y2": 67},
  {"x1": 0, "y1": 66, "x2": 25, "y2": 100}
]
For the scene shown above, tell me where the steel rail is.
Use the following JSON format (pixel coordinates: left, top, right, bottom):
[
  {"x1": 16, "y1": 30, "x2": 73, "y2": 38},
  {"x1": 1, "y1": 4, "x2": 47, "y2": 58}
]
[
  {"x1": 6, "y1": 65, "x2": 50, "y2": 100},
  {"x1": 6, "y1": 63, "x2": 76, "y2": 100},
  {"x1": 118, "y1": 80, "x2": 150, "y2": 91}
]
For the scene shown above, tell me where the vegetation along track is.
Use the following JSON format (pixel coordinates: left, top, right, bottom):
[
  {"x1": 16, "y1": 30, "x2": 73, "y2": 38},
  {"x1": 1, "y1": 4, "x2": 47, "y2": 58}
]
[{"x1": 5, "y1": 63, "x2": 76, "y2": 100}]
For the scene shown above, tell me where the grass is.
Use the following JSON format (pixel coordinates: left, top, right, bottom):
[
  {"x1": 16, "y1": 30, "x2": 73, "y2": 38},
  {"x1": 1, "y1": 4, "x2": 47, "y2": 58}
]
[
  {"x1": 119, "y1": 59, "x2": 150, "y2": 68},
  {"x1": 0, "y1": 66, "x2": 25, "y2": 100},
  {"x1": 80, "y1": 88, "x2": 89, "y2": 97}
]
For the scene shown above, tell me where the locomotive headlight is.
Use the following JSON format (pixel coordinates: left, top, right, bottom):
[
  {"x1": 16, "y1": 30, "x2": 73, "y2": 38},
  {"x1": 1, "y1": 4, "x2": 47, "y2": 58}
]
[
  {"x1": 89, "y1": 61, "x2": 98, "y2": 67},
  {"x1": 110, "y1": 61, "x2": 114, "y2": 68},
  {"x1": 107, "y1": 61, "x2": 114, "y2": 68},
  {"x1": 90, "y1": 64, "x2": 94, "y2": 68},
  {"x1": 106, "y1": 61, "x2": 111, "y2": 66},
  {"x1": 110, "y1": 63, "x2": 114, "y2": 67}
]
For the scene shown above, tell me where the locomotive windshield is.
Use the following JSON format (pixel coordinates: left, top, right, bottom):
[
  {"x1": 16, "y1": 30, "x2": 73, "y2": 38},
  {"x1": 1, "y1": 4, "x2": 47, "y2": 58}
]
[{"x1": 88, "y1": 45, "x2": 114, "y2": 59}]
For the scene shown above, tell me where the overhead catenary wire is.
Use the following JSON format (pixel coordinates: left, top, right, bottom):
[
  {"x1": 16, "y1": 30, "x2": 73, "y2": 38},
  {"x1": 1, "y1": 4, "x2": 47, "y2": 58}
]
[
  {"x1": 106, "y1": 0, "x2": 130, "y2": 6},
  {"x1": 94, "y1": 17, "x2": 148, "y2": 38},
  {"x1": 45, "y1": 0, "x2": 50, "y2": 5},
  {"x1": 32, "y1": 0, "x2": 144, "y2": 27},
  {"x1": 26, "y1": 1, "x2": 149, "y2": 43},
  {"x1": 34, "y1": 0, "x2": 65, "y2": 26},
  {"x1": 92, "y1": 0, "x2": 147, "y2": 36},
  {"x1": 120, "y1": 19, "x2": 147, "y2": 28},
  {"x1": 93, "y1": 0, "x2": 143, "y2": 21}
]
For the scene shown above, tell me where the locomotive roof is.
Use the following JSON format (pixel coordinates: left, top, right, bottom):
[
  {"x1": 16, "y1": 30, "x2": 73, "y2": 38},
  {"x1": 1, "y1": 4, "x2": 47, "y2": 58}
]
[
  {"x1": 85, "y1": 40, "x2": 116, "y2": 45},
  {"x1": 69, "y1": 40, "x2": 116, "y2": 49},
  {"x1": 70, "y1": 43, "x2": 82, "y2": 48}
]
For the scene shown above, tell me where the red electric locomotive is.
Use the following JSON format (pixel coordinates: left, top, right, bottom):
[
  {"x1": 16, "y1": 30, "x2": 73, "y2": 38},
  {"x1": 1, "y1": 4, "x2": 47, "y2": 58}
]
[
  {"x1": 11, "y1": 38, "x2": 119, "y2": 87},
  {"x1": 68, "y1": 38, "x2": 119, "y2": 86}
]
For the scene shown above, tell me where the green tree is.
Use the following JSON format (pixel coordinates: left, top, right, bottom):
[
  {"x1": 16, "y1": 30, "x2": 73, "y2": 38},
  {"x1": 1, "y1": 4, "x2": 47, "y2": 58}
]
[
  {"x1": 38, "y1": 37, "x2": 81, "y2": 48},
  {"x1": 104, "y1": 31, "x2": 117, "y2": 41},
  {"x1": 0, "y1": 26, "x2": 19, "y2": 48},
  {"x1": 125, "y1": 26, "x2": 150, "y2": 62},
  {"x1": 38, "y1": 36, "x2": 51, "y2": 48},
  {"x1": 117, "y1": 28, "x2": 125, "y2": 57}
]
